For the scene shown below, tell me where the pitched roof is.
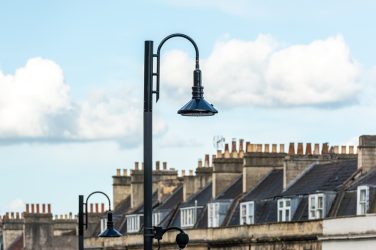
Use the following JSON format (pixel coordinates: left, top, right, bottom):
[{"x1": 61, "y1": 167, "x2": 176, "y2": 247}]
[
  {"x1": 155, "y1": 185, "x2": 183, "y2": 211},
  {"x1": 215, "y1": 175, "x2": 242, "y2": 201},
  {"x1": 242, "y1": 169, "x2": 283, "y2": 201},
  {"x1": 283, "y1": 160, "x2": 357, "y2": 196},
  {"x1": 349, "y1": 168, "x2": 376, "y2": 190},
  {"x1": 182, "y1": 182, "x2": 212, "y2": 207}
]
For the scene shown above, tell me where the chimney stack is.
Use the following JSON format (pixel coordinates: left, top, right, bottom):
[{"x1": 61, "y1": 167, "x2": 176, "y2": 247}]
[{"x1": 358, "y1": 135, "x2": 376, "y2": 171}]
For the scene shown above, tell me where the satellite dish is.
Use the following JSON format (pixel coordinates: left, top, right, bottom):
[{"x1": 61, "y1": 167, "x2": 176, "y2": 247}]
[{"x1": 213, "y1": 136, "x2": 225, "y2": 151}]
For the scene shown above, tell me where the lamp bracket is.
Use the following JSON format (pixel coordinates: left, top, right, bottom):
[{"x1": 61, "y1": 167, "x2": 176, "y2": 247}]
[{"x1": 153, "y1": 33, "x2": 200, "y2": 102}]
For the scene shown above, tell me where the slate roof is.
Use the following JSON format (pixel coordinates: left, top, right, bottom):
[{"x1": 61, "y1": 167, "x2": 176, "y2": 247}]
[
  {"x1": 349, "y1": 168, "x2": 376, "y2": 190},
  {"x1": 336, "y1": 191, "x2": 357, "y2": 217},
  {"x1": 242, "y1": 169, "x2": 283, "y2": 201},
  {"x1": 182, "y1": 182, "x2": 212, "y2": 208},
  {"x1": 215, "y1": 176, "x2": 242, "y2": 201},
  {"x1": 155, "y1": 185, "x2": 183, "y2": 211},
  {"x1": 282, "y1": 160, "x2": 357, "y2": 196},
  {"x1": 228, "y1": 170, "x2": 283, "y2": 225}
]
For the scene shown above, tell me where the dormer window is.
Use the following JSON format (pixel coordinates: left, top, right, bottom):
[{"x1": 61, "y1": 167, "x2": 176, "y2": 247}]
[
  {"x1": 126, "y1": 214, "x2": 141, "y2": 233},
  {"x1": 180, "y1": 207, "x2": 198, "y2": 228},
  {"x1": 153, "y1": 212, "x2": 161, "y2": 226},
  {"x1": 308, "y1": 194, "x2": 325, "y2": 220},
  {"x1": 208, "y1": 203, "x2": 219, "y2": 227},
  {"x1": 239, "y1": 201, "x2": 254, "y2": 225},
  {"x1": 277, "y1": 199, "x2": 291, "y2": 222},
  {"x1": 357, "y1": 185, "x2": 369, "y2": 215}
]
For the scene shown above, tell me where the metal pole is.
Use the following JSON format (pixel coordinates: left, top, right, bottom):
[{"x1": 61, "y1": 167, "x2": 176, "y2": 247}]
[
  {"x1": 144, "y1": 40, "x2": 154, "y2": 250},
  {"x1": 78, "y1": 195, "x2": 84, "y2": 250}
]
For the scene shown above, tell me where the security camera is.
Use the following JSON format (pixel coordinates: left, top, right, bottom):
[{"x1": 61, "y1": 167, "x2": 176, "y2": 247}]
[{"x1": 176, "y1": 232, "x2": 189, "y2": 249}]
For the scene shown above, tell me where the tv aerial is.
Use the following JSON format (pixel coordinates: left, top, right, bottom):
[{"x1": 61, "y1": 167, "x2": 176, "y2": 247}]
[{"x1": 213, "y1": 136, "x2": 225, "y2": 151}]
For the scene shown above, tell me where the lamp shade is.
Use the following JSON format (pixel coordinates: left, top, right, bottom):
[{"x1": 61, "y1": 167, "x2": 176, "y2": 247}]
[
  {"x1": 98, "y1": 211, "x2": 122, "y2": 237},
  {"x1": 178, "y1": 98, "x2": 218, "y2": 116}
]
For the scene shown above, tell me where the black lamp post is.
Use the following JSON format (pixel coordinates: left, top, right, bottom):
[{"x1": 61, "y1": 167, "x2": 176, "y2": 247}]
[
  {"x1": 143, "y1": 33, "x2": 217, "y2": 250},
  {"x1": 78, "y1": 191, "x2": 122, "y2": 250}
]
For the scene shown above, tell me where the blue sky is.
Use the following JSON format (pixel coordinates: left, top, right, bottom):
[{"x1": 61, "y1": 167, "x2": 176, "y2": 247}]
[{"x1": 1, "y1": 0, "x2": 376, "y2": 215}]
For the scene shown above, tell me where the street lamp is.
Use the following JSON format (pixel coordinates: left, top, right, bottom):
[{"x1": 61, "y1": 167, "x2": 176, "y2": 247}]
[
  {"x1": 143, "y1": 33, "x2": 218, "y2": 250},
  {"x1": 78, "y1": 191, "x2": 122, "y2": 250}
]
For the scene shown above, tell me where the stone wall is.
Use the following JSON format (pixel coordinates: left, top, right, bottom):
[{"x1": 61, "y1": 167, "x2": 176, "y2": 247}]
[{"x1": 85, "y1": 220, "x2": 323, "y2": 250}]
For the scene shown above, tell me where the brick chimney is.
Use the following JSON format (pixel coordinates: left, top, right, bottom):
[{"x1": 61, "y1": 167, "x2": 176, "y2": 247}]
[
  {"x1": 112, "y1": 168, "x2": 131, "y2": 209},
  {"x1": 358, "y1": 135, "x2": 376, "y2": 171},
  {"x1": 212, "y1": 142, "x2": 243, "y2": 199},
  {"x1": 23, "y1": 204, "x2": 53, "y2": 250},
  {"x1": 130, "y1": 162, "x2": 144, "y2": 208},
  {"x1": 243, "y1": 143, "x2": 286, "y2": 192},
  {"x1": 195, "y1": 156, "x2": 212, "y2": 191}
]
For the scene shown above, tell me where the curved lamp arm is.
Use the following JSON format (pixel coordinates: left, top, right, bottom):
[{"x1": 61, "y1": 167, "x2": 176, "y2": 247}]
[
  {"x1": 155, "y1": 33, "x2": 201, "y2": 101},
  {"x1": 85, "y1": 191, "x2": 112, "y2": 229}
]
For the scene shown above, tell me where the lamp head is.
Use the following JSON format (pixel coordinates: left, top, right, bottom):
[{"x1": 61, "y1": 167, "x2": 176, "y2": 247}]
[
  {"x1": 98, "y1": 211, "x2": 122, "y2": 237},
  {"x1": 177, "y1": 69, "x2": 218, "y2": 116}
]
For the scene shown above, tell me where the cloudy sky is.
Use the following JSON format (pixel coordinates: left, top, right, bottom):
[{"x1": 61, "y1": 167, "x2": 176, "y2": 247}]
[{"x1": 1, "y1": 0, "x2": 376, "y2": 215}]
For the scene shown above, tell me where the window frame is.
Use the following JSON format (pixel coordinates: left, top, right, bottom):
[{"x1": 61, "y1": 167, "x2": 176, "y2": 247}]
[
  {"x1": 239, "y1": 201, "x2": 255, "y2": 225},
  {"x1": 126, "y1": 214, "x2": 141, "y2": 233},
  {"x1": 357, "y1": 185, "x2": 370, "y2": 215},
  {"x1": 308, "y1": 193, "x2": 326, "y2": 220},
  {"x1": 207, "y1": 202, "x2": 220, "y2": 227},
  {"x1": 180, "y1": 206, "x2": 202, "y2": 228},
  {"x1": 277, "y1": 198, "x2": 291, "y2": 222}
]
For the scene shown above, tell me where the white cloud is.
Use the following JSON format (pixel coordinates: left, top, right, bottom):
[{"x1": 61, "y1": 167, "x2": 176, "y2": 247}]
[
  {"x1": 161, "y1": 34, "x2": 362, "y2": 108},
  {"x1": 6, "y1": 198, "x2": 25, "y2": 212},
  {"x1": 0, "y1": 58, "x2": 166, "y2": 146}
]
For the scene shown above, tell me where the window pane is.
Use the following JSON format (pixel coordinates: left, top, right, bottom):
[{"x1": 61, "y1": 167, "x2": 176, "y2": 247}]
[
  {"x1": 285, "y1": 200, "x2": 290, "y2": 207},
  {"x1": 310, "y1": 197, "x2": 316, "y2": 209},
  {"x1": 279, "y1": 210, "x2": 283, "y2": 221},
  {"x1": 318, "y1": 196, "x2": 324, "y2": 209},
  {"x1": 285, "y1": 210, "x2": 290, "y2": 221},
  {"x1": 279, "y1": 201, "x2": 283, "y2": 207},
  {"x1": 360, "y1": 190, "x2": 366, "y2": 202}
]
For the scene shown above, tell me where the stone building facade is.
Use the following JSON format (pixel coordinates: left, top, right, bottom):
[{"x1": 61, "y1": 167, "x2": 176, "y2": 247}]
[{"x1": 2, "y1": 135, "x2": 376, "y2": 250}]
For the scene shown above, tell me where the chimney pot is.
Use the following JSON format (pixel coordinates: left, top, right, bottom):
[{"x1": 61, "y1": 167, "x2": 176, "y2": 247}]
[
  {"x1": 246, "y1": 142, "x2": 251, "y2": 153},
  {"x1": 101, "y1": 203, "x2": 105, "y2": 213},
  {"x1": 280, "y1": 144, "x2": 285, "y2": 153},
  {"x1": 231, "y1": 139, "x2": 237, "y2": 152},
  {"x1": 11, "y1": 212, "x2": 14, "y2": 219},
  {"x1": 204, "y1": 154, "x2": 210, "y2": 167},
  {"x1": 272, "y1": 144, "x2": 277, "y2": 153},
  {"x1": 31, "y1": 204, "x2": 35, "y2": 214},
  {"x1": 163, "y1": 162, "x2": 167, "y2": 170},
  {"x1": 26, "y1": 204, "x2": 30, "y2": 213},
  {"x1": 224, "y1": 144, "x2": 230, "y2": 158},
  {"x1": 333, "y1": 145, "x2": 339, "y2": 154},
  {"x1": 297, "y1": 143, "x2": 304, "y2": 155},
  {"x1": 264, "y1": 144, "x2": 270, "y2": 153},
  {"x1": 216, "y1": 150, "x2": 222, "y2": 158},
  {"x1": 135, "y1": 162, "x2": 139, "y2": 170},
  {"x1": 123, "y1": 169, "x2": 128, "y2": 176},
  {"x1": 288, "y1": 143, "x2": 295, "y2": 155},
  {"x1": 90, "y1": 203, "x2": 93, "y2": 213},
  {"x1": 314, "y1": 143, "x2": 320, "y2": 155},
  {"x1": 95, "y1": 203, "x2": 99, "y2": 213},
  {"x1": 349, "y1": 145, "x2": 354, "y2": 154},
  {"x1": 156, "y1": 161, "x2": 160, "y2": 171},
  {"x1": 116, "y1": 169, "x2": 121, "y2": 176},
  {"x1": 16, "y1": 212, "x2": 20, "y2": 219},
  {"x1": 198, "y1": 159, "x2": 203, "y2": 168},
  {"x1": 341, "y1": 145, "x2": 347, "y2": 154},
  {"x1": 322, "y1": 143, "x2": 329, "y2": 154},
  {"x1": 42, "y1": 204, "x2": 46, "y2": 214},
  {"x1": 182, "y1": 169, "x2": 186, "y2": 176},
  {"x1": 36, "y1": 204, "x2": 40, "y2": 214},
  {"x1": 48, "y1": 204, "x2": 51, "y2": 214},
  {"x1": 239, "y1": 139, "x2": 244, "y2": 151},
  {"x1": 189, "y1": 170, "x2": 194, "y2": 176},
  {"x1": 306, "y1": 143, "x2": 312, "y2": 155}
]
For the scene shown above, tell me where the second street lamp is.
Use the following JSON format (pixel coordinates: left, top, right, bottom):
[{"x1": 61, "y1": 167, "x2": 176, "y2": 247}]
[{"x1": 143, "y1": 33, "x2": 218, "y2": 250}]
